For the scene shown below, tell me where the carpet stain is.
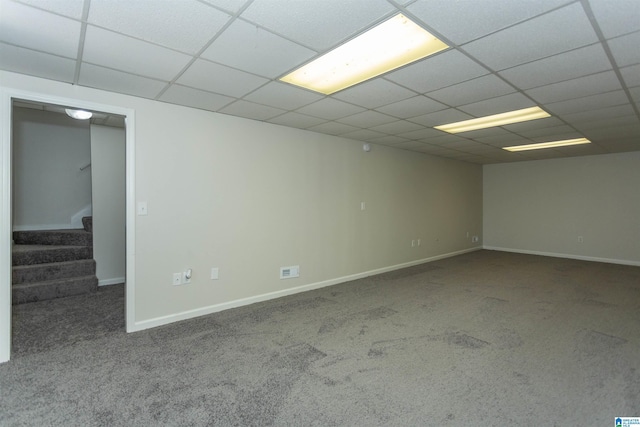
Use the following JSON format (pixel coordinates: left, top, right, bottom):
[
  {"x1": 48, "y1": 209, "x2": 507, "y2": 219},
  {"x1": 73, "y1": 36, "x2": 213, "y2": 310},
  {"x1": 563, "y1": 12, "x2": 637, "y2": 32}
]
[
  {"x1": 581, "y1": 298, "x2": 617, "y2": 308},
  {"x1": 575, "y1": 329, "x2": 627, "y2": 356},
  {"x1": 444, "y1": 332, "x2": 490, "y2": 349},
  {"x1": 494, "y1": 329, "x2": 524, "y2": 349}
]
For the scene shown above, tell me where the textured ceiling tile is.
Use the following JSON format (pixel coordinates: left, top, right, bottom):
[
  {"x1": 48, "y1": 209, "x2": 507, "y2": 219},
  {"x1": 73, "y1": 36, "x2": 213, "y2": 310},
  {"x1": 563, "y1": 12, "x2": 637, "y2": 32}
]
[
  {"x1": 545, "y1": 90, "x2": 630, "y2": 116},
  {"x1": 385, "y1": 50, "x2": 489, "y2": 93},
  {"x1": 502, "y1": 116, "x2": 565, "y2": 132},
  {"x1": 407, "y1": 0, "x2": 571, "y2": 44},
  {"x1": 0, "y1": 43, "x2": 76, "y2": 82},
  {"x1": 83, "y1": 26, "x2": 192, "y2": 81},
  {"x1": 511, "y1": 124, "x2": 578, "y2": 139},
  {"x1": 158, "y1": 84, "x2": 235, "y2": 112},
  {"x1": 367, "y1": 135, "x2": 411, "y2": 145},
  {"x1": 458, "y1": 93, "x2": 535, "y2": 117},
  {"x1": 79, "y1": 63, "x2": 167, "y2": 99},
  {"x1": 498, "y1": 43, "x2": 612, "y2": 90},
  {"x1": 241, "y1": 0, "x2": 394, "y2": 50},
  {"x1": 525, "y1": 71, "x2": 622, "y2": 104},
  {"x1": 87, "y1": 0, "x2": 231, "y2": 54},
  {"x1": 333, "y1": 79, "x2": 416, "y2": 109},
  {"x1": 295, "y1": 98, "x2": 365, "y2": 120},
  {"x1": 397, "y1": 127, "x2": 443, "y2": 140},
  {"x1": 202, "y1": 19, "x2": 316, "y2": 78},
  {"x1": 408, "y1": 108, "x2": 474, "y2": 127},
  {"x1": 454, "y1": 127, "x2": 513, "y2": 140},
  {"x1": 562, "y1": 104, "x2": 636, "y2": 124},
  {"x1": 369, "y1": 120, "x2": 424, "y2": 135},
  {"x1": 341, "y1": 129, "x2": 388, "y2": 141},
  {"x1": 15, "y1": 0, "x2": 85, "y2": 19},
  {"x1": 620, "y1": 64, "x2": 640, "y2": 88},
  {"x1": 244, "y1": 82, "x2": 323, "y2": 110},
  {"x1": 607, "y1": 31, "x2": 640, "y2": 67},
  {"x1": 337, "y1": 110, "x2": 397, "y2": 128},
  {"x1": 375, "y1": 95, "x2": 447, "y2": 119},
  {"x1": 219, "y1": 100, "x2": 285, "y2": 121},
  {"x1": 589, "y1": 0, "x2": 640, "y2": 39},
  {"x1": 307, "y1": 121, "x2": 360, "y2": 136},
  {"x1": 177, "y1": 59, "x2": 268, "y2": 98},
  {"x1": 267, "y1": 112, "x2": 328, "y2": 129},
  {"x1": 200, "y1": 0, "x2": 251, "y2": 14},
  {"x1": 463, "y1": 3, "x2": 598, "y2": 71},
  {"x1": 426, "y1": 74, "x2": 516, "y2": 107},
  {"x1": 569, "y1": 114, "x2": 639, "y2": 131},
  {"x1": 0, "y1": 1, "x2": 80, "y2": 57}
]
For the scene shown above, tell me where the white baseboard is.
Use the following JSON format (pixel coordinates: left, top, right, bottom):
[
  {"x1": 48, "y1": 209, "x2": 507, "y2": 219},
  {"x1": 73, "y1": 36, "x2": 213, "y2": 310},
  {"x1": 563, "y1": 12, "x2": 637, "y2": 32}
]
[
  {"x1": 130, "y1": 246, "x2": 482, "y2": 332},
  {"x1": 98, "y1": 277, "x2": 125, "y2": 287},
  {"x1": 483, "y1": 245, "x2": 640, "y2": 267}
]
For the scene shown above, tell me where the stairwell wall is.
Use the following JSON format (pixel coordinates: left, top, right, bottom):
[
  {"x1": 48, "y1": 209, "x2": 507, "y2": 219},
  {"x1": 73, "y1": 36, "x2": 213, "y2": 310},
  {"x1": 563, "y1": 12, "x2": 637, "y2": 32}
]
[
  {"x1": 1, "y1": 71, "x2": 482, "y2": 335},
  {"x1": 12, "y1": 107, "x2": 92, "y2": 230}
]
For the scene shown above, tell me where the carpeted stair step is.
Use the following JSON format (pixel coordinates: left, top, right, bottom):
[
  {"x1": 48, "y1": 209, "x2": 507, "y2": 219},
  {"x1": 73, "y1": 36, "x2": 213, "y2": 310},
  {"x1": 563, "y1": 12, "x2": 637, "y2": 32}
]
[
  {"x1": 82, "y1": 216, "x2": 93, "y2": 233},
  {"x1": 12, "y1": 259, "x2": 96, "y2": 285},
  {"x1": 13, "y1": 229, "x2": 92, "y2": 246},
  {"x1": 12, "y1": 245, "x2": 93, "y2": 266},
  {"x1": 12, "y1": 275, "x2": 98, "y2": 305}
]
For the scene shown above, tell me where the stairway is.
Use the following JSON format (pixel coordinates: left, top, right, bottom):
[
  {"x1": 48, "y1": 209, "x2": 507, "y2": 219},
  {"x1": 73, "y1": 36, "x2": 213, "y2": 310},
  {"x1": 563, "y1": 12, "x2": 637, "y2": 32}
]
[{"x1": 12, "y1": 217, "x2": 97, "y2": 305}]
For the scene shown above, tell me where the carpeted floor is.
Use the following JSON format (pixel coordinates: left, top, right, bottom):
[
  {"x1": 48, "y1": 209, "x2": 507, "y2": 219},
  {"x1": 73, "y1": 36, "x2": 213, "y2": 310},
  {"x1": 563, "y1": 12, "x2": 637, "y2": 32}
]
[{"x1": 1, "y1": 250, "x2": 639, "y2": 426}]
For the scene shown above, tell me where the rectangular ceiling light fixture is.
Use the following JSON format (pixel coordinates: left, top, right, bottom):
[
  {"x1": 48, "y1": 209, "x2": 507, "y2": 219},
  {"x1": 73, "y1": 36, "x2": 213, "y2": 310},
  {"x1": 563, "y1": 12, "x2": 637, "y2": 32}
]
[
  {"x1": 502, "y1": 138, "x2": 591, "y2": 152},
  {"x1": 434, "y1": 106, "x2": 551, "y2": 134},
  {"x1": 279, "y1": 14, "x2": 449, "y2": 95}
]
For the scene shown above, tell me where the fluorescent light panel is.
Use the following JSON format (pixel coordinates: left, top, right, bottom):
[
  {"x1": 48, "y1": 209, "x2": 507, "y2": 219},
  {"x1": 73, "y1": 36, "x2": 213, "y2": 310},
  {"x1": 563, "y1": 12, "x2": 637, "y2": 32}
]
[
  {"x1": 434, "y1": 107, "x2": 550, "y2": 134},
  {"x1": 280, "y1": 14, "x2": 449, "y2": 95},
  {"x1": 503, "y1": 138, "x2": 591, "y2": 152}
]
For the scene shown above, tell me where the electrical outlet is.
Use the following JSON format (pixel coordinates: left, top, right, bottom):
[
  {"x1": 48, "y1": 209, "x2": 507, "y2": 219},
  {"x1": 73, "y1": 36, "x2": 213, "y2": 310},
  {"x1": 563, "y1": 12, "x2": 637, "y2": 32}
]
[
  {"x1": 417, "y1": 239, "x2": 421, "y2": 246},
  {"x1": 172, "y1": 273, "x2": 182, "y2": 286},
  {"x1": 472, "y1": 236, "x2": 479, "y2": 243},
  {"x1": 411, "y1": 240, "x2": 416, "y2": 247},
  {"x1": 211, "y1": 268, "x2": 219, "y2": 280},
  {"x1": 577, "y1": 236, "x2": 584, "y2": 243}
]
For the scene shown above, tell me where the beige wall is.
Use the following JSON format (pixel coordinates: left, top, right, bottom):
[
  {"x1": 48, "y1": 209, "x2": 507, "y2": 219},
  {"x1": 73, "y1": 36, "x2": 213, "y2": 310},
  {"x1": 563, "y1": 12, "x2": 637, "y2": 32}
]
[
  {"x1": 1, "y1": 70, "x2": 482, "y2": 332},
  {"x1": 483, "y1": 152, "x2": 640, "y2": 265}
]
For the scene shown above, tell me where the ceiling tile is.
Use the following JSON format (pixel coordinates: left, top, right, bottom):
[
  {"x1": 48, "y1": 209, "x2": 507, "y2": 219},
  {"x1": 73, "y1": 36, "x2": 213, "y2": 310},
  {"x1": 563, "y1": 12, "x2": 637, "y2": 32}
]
[
  {"x1": 571, "y1": 114, "x2": 639, "y2": 131},
  {"x1": 369, "y1": 120, "x2": 424, "y2": 135},
  {"x1": 397, "y1": 127, "x2": 443, "y2": 140},
  {"x1": 582, "y1": 123, "x2": 640, "y2": 140},
  {"x1": 333, "y1": 79, "x2": 416, "y2": 109},
  {"x1": 87, "y1": 0, "x2": 231, "y2": 54},
  {"x1": 0, "y1": 43, "x2": 75, "y2": 82},
  {"x1": 630, "y1": 86, "x2": 640, "y2": 103},
  {"x1": 385, "y1": 50, "x2": 489, "y2": 93},
  {"x1": 202, "y1": 19, "x2": 316, "y2": 78},
  {"x1": 589, "y1": 0, "x2": 640, "y2": 39},
  {"x1": 295, "y1": 98, "x2": 365, "y2": 120},
  {"x1": 83, "y1": 26, "x2": 192, "y2": 81},
  {"x1": 408, "y1": 108, "x2": 474, "y2": 127},
  {"x1": 501, "y1": 116, "x2": 565, "y2": 132},
  {"x1": 419, "y1": 134, "x2": 472, "y2": 145},
  {"x1": 240, "y1": 0, "x2": 394, "y2": 50},
  {"x1": 341, "y1": 129, "x2": 387, "y2": 141},
  {"x1": 525, "y1": 70, "x2": 622, "y2": 104},
  {"x1": 307, "y1": 121, "x2": 360, "y2": 136},
  {"x1": 200, "y1": 0, "x2": 250, "y2": 14},
  {"x1": 0, "y1": 1, "x2": 80, "y2": 57},
  {"x1": 512, "y1": 124, "x2": 579, "y2": 139},
  {"x1": 498, "y1": 43, "x2": 612, "y2": 90},
  {"x1": 545, "y1": 90, "x2": 630, "y2": 115},
  {"x1": 267, "y1": 112, "x2": 328, "y2": 129},
  {"x1": 219, "y1": 100, "x2": 285, "y2": 121},
  {"x1": 463, "y1": 3, "x2": 598, "y2": 71},
  {"x1": 426, "y1": 74, "x2": 516, "y2": 107},
  {"x1": 454, "y1": 127, "x2": 513, "y2": 140},
  {"x1": 177, "y1": 59, "x2": 268, "y2": 97},
  {"x1": 458, "y1": 92, "x2": 535, "y2": 116},
  {"x1": 79, "y1": 63, "x2": 167, "y2": 99},
  {"x1": 337, "y1": 110, "x2": 397, "y2": 128},
  {"x1": 562, "y1": 104, "x2": 636, "y2": 124},
  {"x1": 367, "y1": 135, "x2": 411, "y2": 145},
  {"x1": 407, "y1": 0, "x2": 571, "y2": 44},
  {"x1": 244, "y1": 82, "x2": 323, "y2": 110},
  {"x1": 620, "y1": 64, "x2": 640, "y2": 88},
  {"x1": 607, "y1": 31, "x2": 640, "y2": 67},
  {"x1": 375, "y1": 95, "x2": 447, "y2": 119},
  {"x1": 474, "y1": 134, "x2": 534, "y2": 147},
  {"x1": 15, "y1": 0, "x2": 84, "y2": 19},
  {"x1": 158, "y1": 84, "x2": 235, "y2": 112}
]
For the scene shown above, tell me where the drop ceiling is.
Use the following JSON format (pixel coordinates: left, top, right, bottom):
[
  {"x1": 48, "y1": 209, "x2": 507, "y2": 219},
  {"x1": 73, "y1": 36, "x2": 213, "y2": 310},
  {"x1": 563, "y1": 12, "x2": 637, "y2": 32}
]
[{"x1": 1, "y1": 0, "x2": 638, "y2": 164}]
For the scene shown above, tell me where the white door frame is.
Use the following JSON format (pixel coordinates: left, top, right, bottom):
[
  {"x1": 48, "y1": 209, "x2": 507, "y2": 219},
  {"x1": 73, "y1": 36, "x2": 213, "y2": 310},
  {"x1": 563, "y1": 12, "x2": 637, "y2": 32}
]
[{"x1": 0, "y1": 88, "x2": 136, "y2": 363}]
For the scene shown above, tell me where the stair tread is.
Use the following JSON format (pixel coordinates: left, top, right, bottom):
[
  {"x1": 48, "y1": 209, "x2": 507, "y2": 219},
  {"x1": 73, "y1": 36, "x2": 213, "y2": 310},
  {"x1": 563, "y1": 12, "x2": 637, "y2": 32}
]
[
  {"x1": 12, "y1": 244, "x2": 91, "y2": 252},
  {"x1": 12, "y1": 258, "x2": 95, "y2": 269},
  {"x1": 13, "y1": 275, "x2": 98, "y2": 288}
]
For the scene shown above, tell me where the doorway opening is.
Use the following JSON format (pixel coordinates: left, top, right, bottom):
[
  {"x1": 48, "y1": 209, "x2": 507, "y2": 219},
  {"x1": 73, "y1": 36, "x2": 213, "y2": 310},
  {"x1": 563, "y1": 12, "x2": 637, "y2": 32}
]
[{"x1": 1, "y1": 91, "x2": 136, "y2": 363}]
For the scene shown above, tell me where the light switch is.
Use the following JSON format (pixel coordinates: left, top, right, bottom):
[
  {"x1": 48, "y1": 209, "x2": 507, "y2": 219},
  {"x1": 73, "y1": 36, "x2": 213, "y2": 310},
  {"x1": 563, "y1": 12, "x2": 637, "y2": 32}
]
[{"x1": 211, "y1": 268, "x2": 219, "y2": 280}]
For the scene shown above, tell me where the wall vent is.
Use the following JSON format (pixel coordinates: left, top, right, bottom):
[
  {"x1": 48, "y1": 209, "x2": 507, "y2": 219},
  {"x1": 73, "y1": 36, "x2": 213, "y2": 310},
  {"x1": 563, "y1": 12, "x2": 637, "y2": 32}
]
[{"x1": 280, "y1": 265, "x2": 300, "y2": 279}]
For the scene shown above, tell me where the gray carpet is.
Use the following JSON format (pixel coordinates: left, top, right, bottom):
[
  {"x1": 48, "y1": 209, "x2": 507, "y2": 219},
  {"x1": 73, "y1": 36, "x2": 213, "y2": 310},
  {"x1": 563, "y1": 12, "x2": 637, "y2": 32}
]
[{"x1": 1, "y1": 250, "x2": 639, "y2": 426}]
